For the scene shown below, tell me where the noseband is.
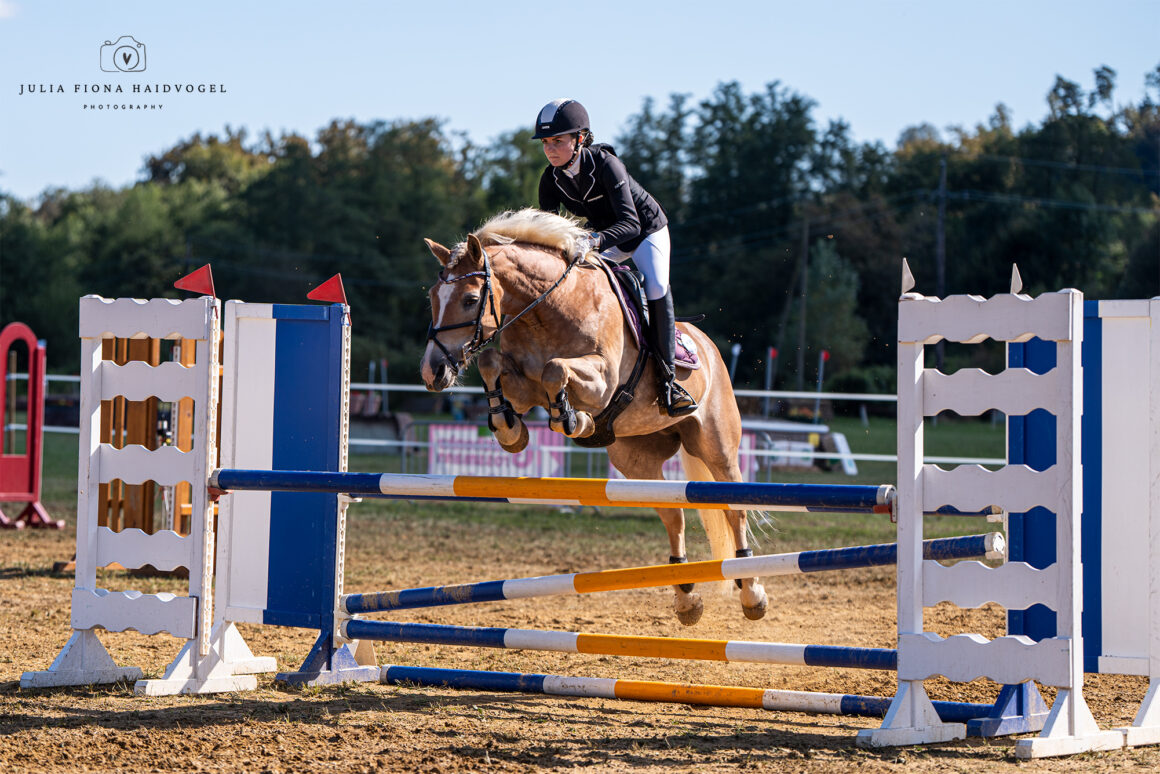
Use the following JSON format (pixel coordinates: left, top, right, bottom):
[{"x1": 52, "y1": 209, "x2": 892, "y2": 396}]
[
  {"x1": 426, "y1": 253, "x2": 499, "y2": 374},
  {"x1": 427, "y1": 244, "x2": 584, "y2": 375}
]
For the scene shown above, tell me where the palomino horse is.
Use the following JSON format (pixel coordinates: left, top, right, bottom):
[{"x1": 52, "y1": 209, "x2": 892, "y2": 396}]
[{"x1": 420, "y1": 209, "x2": 767, "y2": 625}]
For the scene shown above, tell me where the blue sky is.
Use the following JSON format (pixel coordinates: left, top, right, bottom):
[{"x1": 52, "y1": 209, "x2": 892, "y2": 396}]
[{"x1": 1, "y1": 0, "x2": 1157, "y2": 203}]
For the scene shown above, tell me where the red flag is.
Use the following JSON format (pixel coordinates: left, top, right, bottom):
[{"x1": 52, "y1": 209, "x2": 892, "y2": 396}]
[
  {"x1": 174, "y1": 264, "x2": 216, "y2": 297},
  {"x1": 307, "y1": 274, "x2": 348, "y2": 305}
]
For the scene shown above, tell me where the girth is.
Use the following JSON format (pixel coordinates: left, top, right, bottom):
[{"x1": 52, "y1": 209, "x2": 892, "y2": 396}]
[{"x1": 569, "y1": 343, "x2": 650, "y2": 448}]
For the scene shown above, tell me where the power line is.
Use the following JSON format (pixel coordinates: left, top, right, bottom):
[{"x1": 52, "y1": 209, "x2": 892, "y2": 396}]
[
  {"x1": 966, "y1": 153, "x2": 1159, "y2": 179},
  {"x1": 673, "y1": 190, "x2": 929, "y2": 253},
  {"x1": 947, "y1": 189, "x2": 1158, "y2": 215}
]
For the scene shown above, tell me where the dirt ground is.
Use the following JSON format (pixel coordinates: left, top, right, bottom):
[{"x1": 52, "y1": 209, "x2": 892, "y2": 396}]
[{"x1": 3, "y1": 503, "x2": 1160, "y2": 773}]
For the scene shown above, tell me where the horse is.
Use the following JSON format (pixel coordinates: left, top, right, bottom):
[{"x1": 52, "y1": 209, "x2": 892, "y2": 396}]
[{"x1": 419, "y1": 209, "x2": 767, "y2": 625}]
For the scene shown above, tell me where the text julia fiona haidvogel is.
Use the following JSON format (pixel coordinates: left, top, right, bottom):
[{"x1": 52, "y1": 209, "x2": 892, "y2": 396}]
[{"x1": 19, "y1": 83, "x2": 227, "y2": 95}]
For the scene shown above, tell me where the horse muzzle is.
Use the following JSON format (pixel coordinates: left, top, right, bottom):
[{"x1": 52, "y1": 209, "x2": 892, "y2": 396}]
[{"x1": 420, "y1": 346, "x2": 460, "y2": 392}]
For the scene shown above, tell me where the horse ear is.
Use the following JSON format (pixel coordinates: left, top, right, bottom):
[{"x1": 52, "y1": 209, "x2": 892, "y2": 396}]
[
  {"x1": 424, "y1": 238, "x2": 451, "y2": 266},
  {"x1": 465, "y1": 233, "x2": 484, "y2": 262}
]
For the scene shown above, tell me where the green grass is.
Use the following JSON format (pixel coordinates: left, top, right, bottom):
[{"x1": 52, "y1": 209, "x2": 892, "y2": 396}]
[
  {"x1": 37, "y1": 431, "x2": 82, "y2": 511},
  {"x1": 31, "y1": 414, "x2": 1005, "y2": 553},
  {"x1": 343, "y1": 413, "x2": 1003, "y2": 555},
  {"x1": 348, "y1": 414, "x2": 1006, "y2": 484}
]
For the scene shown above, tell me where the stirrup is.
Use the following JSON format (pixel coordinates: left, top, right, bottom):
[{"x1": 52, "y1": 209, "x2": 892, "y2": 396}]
[{"x1": 662, "y1": 381, "x2": 698, "y2": 418}]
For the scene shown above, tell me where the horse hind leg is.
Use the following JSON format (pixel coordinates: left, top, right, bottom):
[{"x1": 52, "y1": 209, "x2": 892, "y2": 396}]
[{"x1": 607, "y1": 437, "x2": 702, "y2": 625}]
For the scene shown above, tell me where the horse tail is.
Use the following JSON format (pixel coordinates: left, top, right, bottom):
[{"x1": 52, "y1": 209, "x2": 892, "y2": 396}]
[{"x1": 678, "y1": 450, "x2": 737, "y2": 562}]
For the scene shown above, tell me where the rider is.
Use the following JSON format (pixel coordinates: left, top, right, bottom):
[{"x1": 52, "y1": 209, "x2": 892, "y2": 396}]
[{"x1": 533, "y1": 98, "x2": 697, "y2": 417}]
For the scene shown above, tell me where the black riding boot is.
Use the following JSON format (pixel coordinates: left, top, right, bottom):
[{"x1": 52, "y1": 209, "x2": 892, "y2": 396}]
[{"x1": 647, "y1": 290, "x2": 698, "y2": 417}]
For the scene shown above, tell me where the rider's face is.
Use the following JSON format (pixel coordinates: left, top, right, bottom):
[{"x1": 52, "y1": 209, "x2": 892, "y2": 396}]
[{"x1": 541, "y1": 134, "x2": 577, "y2": 167}]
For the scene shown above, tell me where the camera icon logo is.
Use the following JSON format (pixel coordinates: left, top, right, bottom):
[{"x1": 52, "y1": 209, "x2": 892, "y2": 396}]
[{"x1": 100, "y1": 36, "x2": 146, "y2": 72}]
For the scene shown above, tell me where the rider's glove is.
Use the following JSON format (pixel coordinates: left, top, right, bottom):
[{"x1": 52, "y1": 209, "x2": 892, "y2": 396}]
[{"x1": 575, "y1": 233, "x2": 599, "y2": 257}]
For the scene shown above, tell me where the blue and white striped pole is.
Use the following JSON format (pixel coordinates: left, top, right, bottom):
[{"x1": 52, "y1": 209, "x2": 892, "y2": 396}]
[
  {"x1": 346, "y1": 620, "x2": 898, "y2": 670},
  {"x1": 380, "y1": 665, "x2": 994, "y2": 722},
  {"x1": 343, "y1": 533, "x2": 1004, "y2": 615},
  {"x1": 210, "y1": 469, "x2": 896, "y2": 514}
]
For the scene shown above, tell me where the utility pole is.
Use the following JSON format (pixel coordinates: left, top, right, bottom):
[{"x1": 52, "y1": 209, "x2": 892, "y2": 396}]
[
  {"x1": 936, "y1": 154, "x2": 947, "y2": 372},
  {"x1": 795, "y1": 216, "x2": 809, "y2": 391},
  {"x1": 770, "y1": 253, "x2": 801, "y2": 391}
]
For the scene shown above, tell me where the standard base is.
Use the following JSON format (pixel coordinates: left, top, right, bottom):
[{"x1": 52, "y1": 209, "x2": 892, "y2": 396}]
[
  {"x1": 22, "y1": 665, "x2": 143, "y2": 688},
  {"x1": 855, "y1": 682, "x2": 967, "y2": 748},
  {"x1": 136, "y1": 674, "x2": 258, "y2": 696},
  {"x1": 856, "y1": 723, "x2": 966, "y2": 748},
  {"x1": 966, "y1": 683, "x2": 1050, "y2": 737},
  {"x1": 0, "y1": 502, "x2": 64, "y2": 530},
  {"x1": 1013, "y1": 689, "x2": 1126, "y2": 759},
  {"x1": 20, "y1": 629, "x2": 142, "y2": 688},
  {"x1": 133, "y1": 622, "x2": 276, "y2": 696},
  {"x1": 1014, "y1": 731, "x2": 1124, "y2": 759},
  {"x1": 1120, "y1": 678, "x2": 1160, "y2": 748},
  {"x1": 1122, "y1": 726, "x2": 1160, "y2": 747},
  {"x1": 276, "y1": 633, "x2": 380, "y2": 687}
]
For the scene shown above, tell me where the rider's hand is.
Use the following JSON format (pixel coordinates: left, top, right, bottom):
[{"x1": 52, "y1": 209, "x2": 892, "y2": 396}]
[{"x1": 575, "y1": 233, "x2": 599, "y2": 257}]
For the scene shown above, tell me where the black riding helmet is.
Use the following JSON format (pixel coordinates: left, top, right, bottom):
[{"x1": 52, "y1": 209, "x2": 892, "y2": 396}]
[{"x1": 532, "y1": 98, "x2": 590, "y2": 139}]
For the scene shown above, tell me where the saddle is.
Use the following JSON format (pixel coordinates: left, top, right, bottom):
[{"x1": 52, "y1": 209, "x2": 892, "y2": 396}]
[
  {"x1": 570, "y1": 260, "x2": 701, "y2": 449},
  {"x1": 598, "y1": 260, "x2": 700, "y2": 370}
]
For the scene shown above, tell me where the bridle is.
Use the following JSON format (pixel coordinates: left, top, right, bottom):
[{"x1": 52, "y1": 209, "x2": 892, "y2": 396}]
[{"x1": 426, "y1": 244, "x2": 584, "y2": 375}]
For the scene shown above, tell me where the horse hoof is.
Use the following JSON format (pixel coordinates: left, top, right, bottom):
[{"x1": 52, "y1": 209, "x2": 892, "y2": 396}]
[
  {"x1": 742, "y1": 599, "x2": 768, "y2": 621},
  {"x1": 674, "y1": 594, "x2": 704, "y2": 626},
  {"x1": 499, "y1": 422, "x2": 530, "y2": 453},
  {"x1": 741, "y1": 585, "x2": 768, "y2": 621}
]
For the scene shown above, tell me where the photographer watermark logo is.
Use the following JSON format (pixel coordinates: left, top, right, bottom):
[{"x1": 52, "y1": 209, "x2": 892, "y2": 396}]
[
  {"x1": 16, "y1": 36, "x2": 226, "y2": 110},
  {"x1": 100, "y1": 36, "x2": 146, "y2": 72}
]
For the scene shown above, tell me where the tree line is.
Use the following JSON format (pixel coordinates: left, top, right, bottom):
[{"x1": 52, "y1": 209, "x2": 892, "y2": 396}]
[{"x1": 2, "y1": 66, "x2": 1158, "y2": 393}]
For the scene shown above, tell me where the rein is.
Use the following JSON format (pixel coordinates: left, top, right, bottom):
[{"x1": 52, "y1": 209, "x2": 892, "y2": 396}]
[{"x1": 427, "y1": 244, "x2": 584, "y2": 374}]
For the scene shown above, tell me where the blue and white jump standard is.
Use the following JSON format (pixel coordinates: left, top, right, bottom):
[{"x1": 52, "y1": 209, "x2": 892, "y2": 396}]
[
  {"x1": 20, "y1": 298, "x2": 376, "y2": 693},
  {"x1": 857, "y1": 270, "x2": 1127, "y2": 758}
]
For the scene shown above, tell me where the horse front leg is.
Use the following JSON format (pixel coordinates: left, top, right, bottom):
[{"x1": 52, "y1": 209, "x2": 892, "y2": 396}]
[
  {"x1": 657, "y1": 507, "x2": 704, "y2": 626},
  {"x1": 540, "y1": 354, "x2": 611, "y2": 440},
  {"x1": 727, "y1": 509, "x2": 768, "y2": 621},
  {"x1": 478, "y1": 349, "x2": 533, "y2": 453}
]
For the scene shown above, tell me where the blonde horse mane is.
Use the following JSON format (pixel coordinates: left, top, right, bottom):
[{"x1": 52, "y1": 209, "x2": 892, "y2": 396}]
[{"x1": 447, "y1": 209, "x2": 588, "y2": 269}]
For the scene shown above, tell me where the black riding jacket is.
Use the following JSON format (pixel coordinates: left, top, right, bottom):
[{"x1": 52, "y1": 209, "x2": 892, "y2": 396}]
[{"x1": 538, "y1": 144, "x2": 667, "y2": 252}]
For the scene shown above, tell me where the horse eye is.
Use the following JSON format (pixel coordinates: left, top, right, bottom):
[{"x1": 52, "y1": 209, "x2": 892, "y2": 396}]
[{"x1": 463, "y1": 294, "x2": 480, "y2": 307}]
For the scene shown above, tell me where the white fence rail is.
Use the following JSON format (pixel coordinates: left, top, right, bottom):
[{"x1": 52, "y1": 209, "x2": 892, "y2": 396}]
[{"x1": 6, "y1": 376, "x2": 1004, "y2": 472}]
